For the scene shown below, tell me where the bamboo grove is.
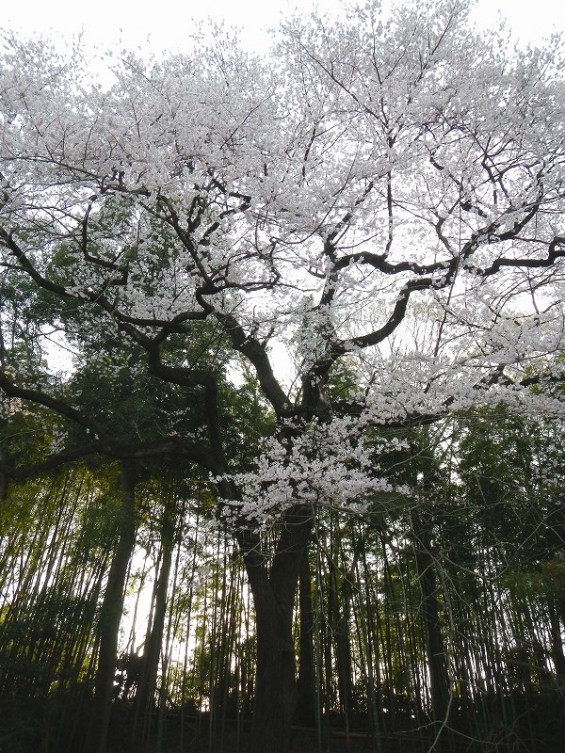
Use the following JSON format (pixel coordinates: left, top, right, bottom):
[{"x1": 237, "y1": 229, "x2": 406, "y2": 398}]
[{"x1": 1, "y1": 406, "x2": 564, "y2": 752}]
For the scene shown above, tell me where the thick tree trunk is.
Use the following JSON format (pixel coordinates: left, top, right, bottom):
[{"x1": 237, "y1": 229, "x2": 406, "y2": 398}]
[
  {"x1": 86, "y1": 461, "x2": 137, "y2": 753},
  {"x1": 251, "y1": 588, "x2": 297, "y2": 753},
  {"x1": 240, "y1": 506, "x2": 312, "y2": 753}
]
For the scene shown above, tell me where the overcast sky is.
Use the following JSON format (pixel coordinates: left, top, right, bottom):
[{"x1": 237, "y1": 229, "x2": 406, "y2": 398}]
[{"x1": 4, "y1": 0, "x2": 565, "y2": 54}]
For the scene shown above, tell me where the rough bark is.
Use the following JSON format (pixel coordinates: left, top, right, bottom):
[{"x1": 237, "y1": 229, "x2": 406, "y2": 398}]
[{"x1": 240, "y1": 506, "x2": 312, "y2": 753}]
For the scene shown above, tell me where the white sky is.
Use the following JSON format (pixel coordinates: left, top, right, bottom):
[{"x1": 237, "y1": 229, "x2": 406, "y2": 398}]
[{"x1": 4, "y1": 0, "x2": 565, "y2": 54}]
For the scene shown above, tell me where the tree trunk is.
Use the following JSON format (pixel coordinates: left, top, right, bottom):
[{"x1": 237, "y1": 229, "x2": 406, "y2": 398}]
[
  {"x1": 240, "y1": 506, "x2": 312, "y2": 753},
  {"x1": 86, "y1": 461, "x2": 137, "y2": 753},
  {"x1": 251, "y1": 588, "x2": 297, "y2": 753}
]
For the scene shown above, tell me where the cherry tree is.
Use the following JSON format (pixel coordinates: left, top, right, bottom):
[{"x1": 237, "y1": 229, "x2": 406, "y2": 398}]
[{"x1": 1, "y1": 1, "x2": 565, "y2": 751}]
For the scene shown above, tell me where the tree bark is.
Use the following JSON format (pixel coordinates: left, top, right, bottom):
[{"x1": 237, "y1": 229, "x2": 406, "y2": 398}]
[
  {"x1": 251, "y1": 586, "x2": 297, "y2": 753},
  {"x1": 240, "y1": 506, "x2": 312, "y2": 753}
]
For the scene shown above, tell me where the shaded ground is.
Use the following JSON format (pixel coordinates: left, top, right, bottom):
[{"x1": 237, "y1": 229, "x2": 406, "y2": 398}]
[{"x1": 1, "y1": 697, "x2": 564, "y2": 753}]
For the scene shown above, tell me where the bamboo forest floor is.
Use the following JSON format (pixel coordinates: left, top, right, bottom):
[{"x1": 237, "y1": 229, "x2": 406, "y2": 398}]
[
  {"x1": 110, "y1": 709, "x2": 565, "y2": 753},
  {"x1": 2, "y1": 700, "x2": 564, "y2": 753}
]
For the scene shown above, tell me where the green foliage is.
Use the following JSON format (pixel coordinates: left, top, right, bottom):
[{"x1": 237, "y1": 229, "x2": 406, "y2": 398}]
[
  {"x1": 504, "y1": 555, "x2": 565, "y2": 602},
  {"x1": 220, "y1": 361, "x2": 275, "y2": 471}
]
